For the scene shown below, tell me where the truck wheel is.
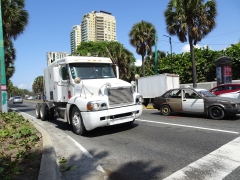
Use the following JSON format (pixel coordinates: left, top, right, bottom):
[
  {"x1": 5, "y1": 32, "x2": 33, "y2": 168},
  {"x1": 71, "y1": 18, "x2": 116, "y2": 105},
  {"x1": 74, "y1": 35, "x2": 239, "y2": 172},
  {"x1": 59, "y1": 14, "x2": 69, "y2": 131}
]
[
  {"x1": 49, "y1": 108, "x2": 55, "y2": 120},
  {"x1": 208, "y1": 106, "x2": 225, "y2": 120},
  {"x1": 36, "y1": 103, "x2": 41, "y2": 119},
  {"x1": 40, "y1": 103, "x2": 49, "y2": 121},
  {"x1": 161, "y1": 105, "x2": 172, "y2": 116},
  {"x1": 71, "y1": 106, "x2": 86, "y2": 135}
]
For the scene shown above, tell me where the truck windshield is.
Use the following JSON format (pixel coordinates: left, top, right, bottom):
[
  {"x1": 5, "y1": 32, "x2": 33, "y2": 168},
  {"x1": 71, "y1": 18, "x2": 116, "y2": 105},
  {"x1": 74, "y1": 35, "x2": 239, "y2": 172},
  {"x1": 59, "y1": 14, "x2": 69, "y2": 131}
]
[{"x1": 69, "y1": 63, "x2": 115, "y2": 79}]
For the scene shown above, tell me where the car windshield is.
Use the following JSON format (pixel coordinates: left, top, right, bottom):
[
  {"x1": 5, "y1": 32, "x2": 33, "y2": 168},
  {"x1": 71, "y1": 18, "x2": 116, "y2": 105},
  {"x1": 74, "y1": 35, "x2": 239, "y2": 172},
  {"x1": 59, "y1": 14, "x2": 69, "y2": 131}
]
[
  {"x1": 69, "y1": 63, "x2": 115, "y2": 79},
  {"x1": 196, "y1": 90, "x2": 216, "y2": 97},
  {"x1": 14, "y1": 96, "x2": 21, "y2": 99}
]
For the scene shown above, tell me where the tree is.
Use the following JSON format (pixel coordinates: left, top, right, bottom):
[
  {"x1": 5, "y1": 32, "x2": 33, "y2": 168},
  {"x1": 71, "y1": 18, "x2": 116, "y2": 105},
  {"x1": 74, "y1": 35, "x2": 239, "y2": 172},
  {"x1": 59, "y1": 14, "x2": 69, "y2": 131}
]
[
  {"x1": 32, "y1": 76, "x2": 44, "y2": 94},
  {"x1": 74, "y1": 41, "x2": 135, "y2": 81},
  {"x1": 129, "y1": 20, "x2": 157, "y2": 77},
  {"x1": 2, "y1": 0, "x2": 29, "y2": 41},
  {"x1": 1, "y1": 0, "x2": 29, "y2": 82},
  {"x1": 4, "y1": 39, "x2": 16, "y2": 83},
  {"x1": 164, "y1": 0, "x2": 217, "y2": 87}
]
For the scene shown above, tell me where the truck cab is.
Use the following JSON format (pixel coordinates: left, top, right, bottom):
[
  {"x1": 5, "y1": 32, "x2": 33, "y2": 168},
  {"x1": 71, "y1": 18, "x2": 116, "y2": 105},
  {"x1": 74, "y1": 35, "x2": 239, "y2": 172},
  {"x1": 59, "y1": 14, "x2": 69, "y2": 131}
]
[{"x1": 36, "y1": 56, "x2": 143, "y2": 135}]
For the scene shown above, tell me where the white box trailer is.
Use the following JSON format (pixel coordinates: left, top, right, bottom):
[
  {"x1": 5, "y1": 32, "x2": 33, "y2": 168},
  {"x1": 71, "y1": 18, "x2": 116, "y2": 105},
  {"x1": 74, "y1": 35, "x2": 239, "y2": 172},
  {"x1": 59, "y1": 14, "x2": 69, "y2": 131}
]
[{"x1": 138, "y1": 73, "x2": 179, "y2": 105}]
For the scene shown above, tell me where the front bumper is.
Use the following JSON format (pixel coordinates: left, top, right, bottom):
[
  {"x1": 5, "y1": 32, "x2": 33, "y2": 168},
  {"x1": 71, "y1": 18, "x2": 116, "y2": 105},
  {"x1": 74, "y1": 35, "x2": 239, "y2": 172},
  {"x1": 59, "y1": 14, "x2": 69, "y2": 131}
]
[
  {"x1": 81, "y1": 104, "x2": 142, "y2": 131},
  {"x1": 224, "y1": 107, "x2": 240, "y2": 115}
]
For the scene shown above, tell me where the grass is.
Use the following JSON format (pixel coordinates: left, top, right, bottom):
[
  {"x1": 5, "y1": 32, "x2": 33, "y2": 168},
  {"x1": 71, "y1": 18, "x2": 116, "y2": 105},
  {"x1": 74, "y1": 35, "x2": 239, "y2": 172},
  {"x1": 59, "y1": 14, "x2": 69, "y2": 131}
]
[{"x1": 0, "y1": 110, "x2": 42, "y2": 180}]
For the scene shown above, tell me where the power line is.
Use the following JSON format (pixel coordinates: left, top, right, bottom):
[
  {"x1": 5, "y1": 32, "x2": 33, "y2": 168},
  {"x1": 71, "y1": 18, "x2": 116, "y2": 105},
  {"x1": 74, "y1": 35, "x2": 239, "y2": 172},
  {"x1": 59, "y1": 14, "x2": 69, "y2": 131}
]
[{"x1": 157, "y1": 30, "x2": 240, "y2": 46}]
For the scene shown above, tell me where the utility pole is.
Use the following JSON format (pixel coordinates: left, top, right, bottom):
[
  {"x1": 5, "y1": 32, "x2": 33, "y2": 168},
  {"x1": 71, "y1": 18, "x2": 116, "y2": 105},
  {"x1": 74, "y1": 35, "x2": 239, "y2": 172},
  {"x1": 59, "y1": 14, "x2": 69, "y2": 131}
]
[
  {"x1": 0, "y1": 1, "x2": 8, "y2": 113},
  {"x1": 163, "y1": 35, "x2": 172, "y2": 73},
  {"x1": 154, "y1": 33, "x2": 158, "y2": 75}
]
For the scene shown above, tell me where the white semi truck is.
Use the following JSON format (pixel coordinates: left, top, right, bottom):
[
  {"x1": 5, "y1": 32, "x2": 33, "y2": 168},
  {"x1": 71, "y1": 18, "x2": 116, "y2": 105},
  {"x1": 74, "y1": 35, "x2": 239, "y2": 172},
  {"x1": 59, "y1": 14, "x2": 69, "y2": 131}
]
[
  {"x1": 35, "y1": 56, "x2": 143, "y2": 135},
  {"x1": 138, "y1": 73, "x2": 179, "y2": 106}
]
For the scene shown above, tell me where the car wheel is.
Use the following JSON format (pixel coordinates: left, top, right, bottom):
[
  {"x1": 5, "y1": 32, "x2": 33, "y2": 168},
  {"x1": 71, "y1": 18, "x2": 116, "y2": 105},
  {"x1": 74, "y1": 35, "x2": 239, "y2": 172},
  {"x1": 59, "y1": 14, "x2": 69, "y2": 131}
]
[
  {"x1": 161, "y1": 105, "x2": 172, "y2": 116},
  {"x1": 36, "y1": 103, "x2": 41, "y2": 119},
  {"x1": 40, "y1": 103, "x2": 49, "y2": 121},
  {"x1": 71, "y1": 106, "x2": 86, "y2": 135},
  {"x1": 208, "y1": 106, "x2": 225, "y2": 120}
]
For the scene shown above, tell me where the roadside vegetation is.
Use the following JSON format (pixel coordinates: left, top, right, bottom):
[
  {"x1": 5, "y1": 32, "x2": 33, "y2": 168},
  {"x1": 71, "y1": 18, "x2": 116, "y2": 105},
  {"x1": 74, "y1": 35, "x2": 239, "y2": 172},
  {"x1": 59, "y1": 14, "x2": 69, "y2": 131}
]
[{"x1": 0, "y1": 111, "x2": 42, "y2": 180}]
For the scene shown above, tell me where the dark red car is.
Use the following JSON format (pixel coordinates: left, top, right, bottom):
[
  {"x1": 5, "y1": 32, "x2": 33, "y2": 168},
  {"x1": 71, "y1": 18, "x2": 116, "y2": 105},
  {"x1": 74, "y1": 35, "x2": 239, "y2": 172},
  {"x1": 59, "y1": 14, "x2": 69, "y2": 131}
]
[{"x1": 209, "y1": 84, "x2": 240, "y2": 96}]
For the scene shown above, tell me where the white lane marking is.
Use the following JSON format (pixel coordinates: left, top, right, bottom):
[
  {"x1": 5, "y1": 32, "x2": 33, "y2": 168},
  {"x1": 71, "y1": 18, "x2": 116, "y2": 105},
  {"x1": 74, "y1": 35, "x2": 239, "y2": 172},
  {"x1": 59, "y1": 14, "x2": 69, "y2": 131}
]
[
  {"x1": 19, "y1": 111, "x2": 108, "y2": 177},
  {"x1": 163, "y1": 136, "x2": 240, "y2": 180},
  {"x1": 67, "y1": 136, "x2": 93, "y2": 158},
  {"x1": 67, "y1": 136, "x2": 108, "y2": 177},
  {"x1": 136, "y1": 119, "x2": 239, "y2": 134}
]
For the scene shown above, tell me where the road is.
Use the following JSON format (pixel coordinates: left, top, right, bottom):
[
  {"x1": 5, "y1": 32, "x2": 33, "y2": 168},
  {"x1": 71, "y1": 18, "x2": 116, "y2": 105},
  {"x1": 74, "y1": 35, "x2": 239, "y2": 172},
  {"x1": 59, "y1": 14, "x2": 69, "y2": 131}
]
[{"x1": 8, "y1": 100, "x2": 240, "y2": 180}]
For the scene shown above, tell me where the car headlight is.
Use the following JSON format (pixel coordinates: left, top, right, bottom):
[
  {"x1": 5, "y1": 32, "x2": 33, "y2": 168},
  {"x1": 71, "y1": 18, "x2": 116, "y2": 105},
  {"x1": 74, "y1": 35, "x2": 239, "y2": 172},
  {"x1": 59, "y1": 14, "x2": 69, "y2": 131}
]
[
  {"x1": 136, "y1": 95, "x2": 143, "y2": 105},
  {"x1": 87, "y1": 101, "x2": 107, "y2": 111}
]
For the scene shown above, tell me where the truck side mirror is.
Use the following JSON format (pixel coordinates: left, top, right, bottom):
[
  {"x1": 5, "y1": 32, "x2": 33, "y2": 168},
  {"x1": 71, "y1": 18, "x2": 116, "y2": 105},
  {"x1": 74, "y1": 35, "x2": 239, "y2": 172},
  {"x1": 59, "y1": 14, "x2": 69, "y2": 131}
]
[{"x1": 53, "y1": 67, "x2": 59, "y2": 82}]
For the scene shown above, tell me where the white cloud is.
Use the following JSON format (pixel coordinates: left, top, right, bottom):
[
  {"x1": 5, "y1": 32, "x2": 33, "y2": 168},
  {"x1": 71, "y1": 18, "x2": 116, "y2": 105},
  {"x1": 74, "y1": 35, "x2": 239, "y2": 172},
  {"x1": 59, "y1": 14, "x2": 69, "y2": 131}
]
[
  {"x1": 181, "y1": 44, "x2": 210, "y2": 53},
  {"x1": 134, "y1": 59, "x2": 142, "y2": 66},
  {"x1": 18, "y1": 83, "x2": 32, "y2": 91}
]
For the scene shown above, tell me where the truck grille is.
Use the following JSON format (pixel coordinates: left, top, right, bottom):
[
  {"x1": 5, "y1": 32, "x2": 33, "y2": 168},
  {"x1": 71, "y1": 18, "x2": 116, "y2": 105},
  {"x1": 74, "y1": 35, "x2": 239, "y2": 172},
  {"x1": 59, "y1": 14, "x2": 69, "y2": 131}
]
[{"x1": 108, "y1": 87, "x2": 133, "y2": 107}]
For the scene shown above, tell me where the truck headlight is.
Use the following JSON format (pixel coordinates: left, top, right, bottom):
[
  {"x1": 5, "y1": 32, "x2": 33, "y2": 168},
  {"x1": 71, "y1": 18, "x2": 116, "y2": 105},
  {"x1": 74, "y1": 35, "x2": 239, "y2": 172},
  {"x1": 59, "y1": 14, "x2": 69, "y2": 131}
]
[
  {"x1": 87, "y1": 101, "x2": 107, "y2": 111},
  {"x1": 136, "y1": 95, "x2": 143, "y2": 105}
]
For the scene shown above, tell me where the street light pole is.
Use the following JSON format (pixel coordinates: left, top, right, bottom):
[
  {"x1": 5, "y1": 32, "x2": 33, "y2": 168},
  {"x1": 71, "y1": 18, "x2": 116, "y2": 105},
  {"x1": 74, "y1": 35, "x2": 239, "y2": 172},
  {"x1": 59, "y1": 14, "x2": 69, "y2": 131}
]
[
  {"x1": 0, "y1": 1, "x2": 8, "y2": 113},
  {"x1": 154, "y1": 33, "x2": 158, "y2": 75},
  {"x1": 163, "y1": 35, "x2": 172, "y2": 73}
]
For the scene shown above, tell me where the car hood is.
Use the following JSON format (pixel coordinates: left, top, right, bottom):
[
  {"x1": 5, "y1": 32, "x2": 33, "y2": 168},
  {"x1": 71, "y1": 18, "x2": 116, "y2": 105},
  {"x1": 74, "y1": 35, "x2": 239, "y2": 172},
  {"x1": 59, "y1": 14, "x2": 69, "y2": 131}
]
[{"x1": 206, "y1": 96, "x2": 240, "y2": 103}]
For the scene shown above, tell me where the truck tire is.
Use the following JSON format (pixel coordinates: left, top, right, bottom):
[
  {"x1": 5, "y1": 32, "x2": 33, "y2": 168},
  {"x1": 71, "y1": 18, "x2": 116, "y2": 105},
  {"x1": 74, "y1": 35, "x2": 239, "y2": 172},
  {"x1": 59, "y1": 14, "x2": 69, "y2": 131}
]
[
  {"x1": 161, "y1": 105, "x2": 172, "y2": 116},
  {"x1": 71, "y1": 106, "x2": 86, "y2": 135},
  {"x1": 49, "y1": 108, "x2": 55, "y2": 120},
  {"x1": 40, "y1": 103, "x2": 49, "y2": 121},
  {"x1": 36, "y1": 103, "x2": 41, "y2": 119},
  {"x1": 208, "y1": 106, "x2": 225, "y2": 120}
]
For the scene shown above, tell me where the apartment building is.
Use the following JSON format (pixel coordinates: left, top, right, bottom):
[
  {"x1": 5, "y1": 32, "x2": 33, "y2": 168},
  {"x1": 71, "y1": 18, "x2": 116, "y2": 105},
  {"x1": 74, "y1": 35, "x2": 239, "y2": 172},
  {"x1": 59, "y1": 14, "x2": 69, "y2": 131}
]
[
  {"x1": 70, "y1": 10, "x2": 117, "y2": 54},
  {"x1": 81, "y1": 10, "x2": 117, "y2": 42},
  {"x1": 70, "y1": 25, "x2": 81, "y2": 54},
  {"x1": 46, "y1": 52, "x2": 69, "y2": 65}
]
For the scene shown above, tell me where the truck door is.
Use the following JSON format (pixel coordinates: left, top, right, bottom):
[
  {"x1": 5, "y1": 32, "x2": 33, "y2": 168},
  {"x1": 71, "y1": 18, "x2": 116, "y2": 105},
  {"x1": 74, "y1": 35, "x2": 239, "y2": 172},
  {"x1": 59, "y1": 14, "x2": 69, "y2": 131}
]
[
  {"x1": 182, "y1": 89, "x2": 204, "y2": 113},
  {"x1": 60, "y1": 65, "x2": 69, "y2": 102}
]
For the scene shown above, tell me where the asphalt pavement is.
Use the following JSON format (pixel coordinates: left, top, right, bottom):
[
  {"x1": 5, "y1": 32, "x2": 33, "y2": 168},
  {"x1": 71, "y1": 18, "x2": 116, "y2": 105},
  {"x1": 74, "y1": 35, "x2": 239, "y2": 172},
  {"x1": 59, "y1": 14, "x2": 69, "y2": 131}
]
[
  {"x1": 9, "y1": 101, "x2": 240, "y2": 179},
  {"x1": 17, "y1": 100, "x2": 154, "y2": 180}
]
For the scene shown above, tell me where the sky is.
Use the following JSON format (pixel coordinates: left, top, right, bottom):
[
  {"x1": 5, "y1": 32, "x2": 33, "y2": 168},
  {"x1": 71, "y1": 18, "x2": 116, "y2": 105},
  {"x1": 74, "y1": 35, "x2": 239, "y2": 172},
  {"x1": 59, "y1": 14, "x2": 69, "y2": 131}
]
[{"x1": 10, "y1": 0, "x2": 240, "y2": 91}]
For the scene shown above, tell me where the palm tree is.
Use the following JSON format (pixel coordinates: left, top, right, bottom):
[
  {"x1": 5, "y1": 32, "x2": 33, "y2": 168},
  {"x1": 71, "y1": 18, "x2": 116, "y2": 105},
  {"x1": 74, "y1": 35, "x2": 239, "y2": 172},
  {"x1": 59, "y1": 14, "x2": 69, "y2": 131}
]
[
  {"x1": 4, "y1": 39, "x2": 16, "y2": 83},
  {"x1": 32, "y1": 76, "x2": 44, "y2": 94},
  {"x1": 1, "y1": 0, "x2": 29, "y2": 83},
  {"x1": 164, "y1": 0, "x2": 217, "y2": 87},
  {"x1": 107, "y1": 42, "x2": 135, "y2": 81},
  {"x1": 129, "y1": 20, "x2": 157, "y2": 77},
  {"x1": 2, "y1": 0, "x2": 29, "y2": 41}
]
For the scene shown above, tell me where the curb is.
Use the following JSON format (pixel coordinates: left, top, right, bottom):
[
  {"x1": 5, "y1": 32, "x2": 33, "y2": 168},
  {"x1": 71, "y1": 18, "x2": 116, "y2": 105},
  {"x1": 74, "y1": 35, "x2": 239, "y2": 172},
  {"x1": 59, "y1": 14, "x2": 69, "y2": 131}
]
[
  {"x1": 20, "y1": 113, "x2": 62, "y2": 180},
  {"x1": 142, "y1": 104, "x2": 154, "y2": 109}
]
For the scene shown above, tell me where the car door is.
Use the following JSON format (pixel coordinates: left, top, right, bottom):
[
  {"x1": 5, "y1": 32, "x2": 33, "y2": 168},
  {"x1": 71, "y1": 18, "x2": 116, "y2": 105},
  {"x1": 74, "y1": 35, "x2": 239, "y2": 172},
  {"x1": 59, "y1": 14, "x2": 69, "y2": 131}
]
[
  {"x1": 182, "y1": 89, "x2": 204, "y2": 113},
  {"x1": 165, "y1": 89, "x2": 183, "y2": 112}
]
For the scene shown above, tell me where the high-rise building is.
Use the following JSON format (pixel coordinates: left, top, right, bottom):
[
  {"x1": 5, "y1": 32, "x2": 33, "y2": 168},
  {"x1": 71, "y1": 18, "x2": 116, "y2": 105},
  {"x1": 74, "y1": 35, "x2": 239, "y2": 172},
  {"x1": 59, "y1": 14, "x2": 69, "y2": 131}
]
[
  {"x1": 70, "y1": 25, "x2": 81, "y2": 54},
  {"x1": 70, "y1": 10, "x2": 117, "y2": 55},
  {"x1": 81, "y1": 11, "x2": 117, "y2": 42},
  {"x1": 46, "y1": 52, "x2": 69, "y2": 65}
]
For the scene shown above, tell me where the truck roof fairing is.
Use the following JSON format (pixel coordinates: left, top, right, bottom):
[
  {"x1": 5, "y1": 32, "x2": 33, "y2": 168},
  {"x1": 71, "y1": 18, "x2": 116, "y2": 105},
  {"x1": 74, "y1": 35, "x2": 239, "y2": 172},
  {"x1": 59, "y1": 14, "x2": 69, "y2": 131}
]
[{"x1": 51, "y1": 56, "x2": 113, "y2": 66}]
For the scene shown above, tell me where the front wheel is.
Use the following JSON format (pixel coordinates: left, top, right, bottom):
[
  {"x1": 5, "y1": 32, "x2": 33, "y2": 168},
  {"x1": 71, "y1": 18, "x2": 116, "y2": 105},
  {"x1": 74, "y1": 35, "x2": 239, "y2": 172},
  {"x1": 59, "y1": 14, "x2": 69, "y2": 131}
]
[
  {"x1": 208, "y1": 106, "x2": 225, "y2": 120},
  {"x1": 71, "y1": 106, "x2": 86, "y2": 135},
  {"x1": 161, "y1": 105, "x2": 172, "y2": 116}
]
